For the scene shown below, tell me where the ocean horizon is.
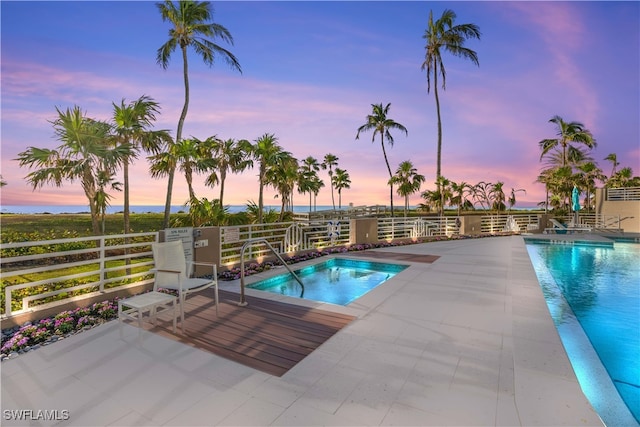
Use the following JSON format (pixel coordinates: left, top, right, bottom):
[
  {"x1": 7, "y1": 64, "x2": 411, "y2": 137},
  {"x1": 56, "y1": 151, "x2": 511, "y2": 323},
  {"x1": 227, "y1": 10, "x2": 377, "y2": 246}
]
[
  {"x1": 0, "y1": 204, "x2": 350, "y2": 215},
  {"x1": 1, "y1": 204, "x2": 540, "y2": 215}
]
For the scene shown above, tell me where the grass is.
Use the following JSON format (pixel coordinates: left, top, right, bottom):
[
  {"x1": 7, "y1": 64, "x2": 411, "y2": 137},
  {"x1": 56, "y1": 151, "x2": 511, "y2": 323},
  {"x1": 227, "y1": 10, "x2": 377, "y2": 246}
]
[{"x1": 0, "y1": 213, "x2": 189, "y2": 241}]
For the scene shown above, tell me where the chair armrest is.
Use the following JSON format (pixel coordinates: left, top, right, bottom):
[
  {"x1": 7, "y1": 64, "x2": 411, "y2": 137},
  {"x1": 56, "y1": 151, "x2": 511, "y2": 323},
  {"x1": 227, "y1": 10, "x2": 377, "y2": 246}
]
[
  {"x1": 151, "y1": 268, "x2": 181, "y2": 274},
  {"x1": 187, "y1": 262, "x2": 217, "y2": 277}
]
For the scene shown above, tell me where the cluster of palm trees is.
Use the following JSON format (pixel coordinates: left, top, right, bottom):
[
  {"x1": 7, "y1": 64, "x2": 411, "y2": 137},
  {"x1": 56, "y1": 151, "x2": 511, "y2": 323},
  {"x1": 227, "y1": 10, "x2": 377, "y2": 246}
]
[
  {"x1": 419, "y1": 178, "x2": 525, "y2": 216},
  {"x1": 16, "y1": 100, "x2": 171, "y2": 235},
  {"x1": 536, "y1": 115, "x2": 640, "y2": 213},
  {"x1": 16, "y1": 103, "x2": 353, "y2": 232}
]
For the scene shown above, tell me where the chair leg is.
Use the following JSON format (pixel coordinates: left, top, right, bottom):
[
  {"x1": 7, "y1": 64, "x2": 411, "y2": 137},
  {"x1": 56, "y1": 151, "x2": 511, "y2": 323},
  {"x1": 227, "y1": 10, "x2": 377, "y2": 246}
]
[
  {"x1": 180, "y1": 293, "x2": 186, "y2": 334},
  {"x1": 214, "y1": 284, "x2": 219, "y2": 317}
]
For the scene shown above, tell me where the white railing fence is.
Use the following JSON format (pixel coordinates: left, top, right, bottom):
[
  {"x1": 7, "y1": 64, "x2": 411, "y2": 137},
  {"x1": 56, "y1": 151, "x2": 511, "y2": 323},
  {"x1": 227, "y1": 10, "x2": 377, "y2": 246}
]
[
  {"x1": 481, "y1": 214, "x2": 540, "y2": 233},
  {"x1": 1, "y1": 232, "x2": 158, "y2": 318},
  {"x1": 4, "y1": 211, "x2": 626, "y2": 320},
  {"x1": 218, "y1": 219, "x2": 350, "y2": 267},
  {"x1": 377, "y1": 217, "x2": 459, "y2": 240},
  {"x1": 606, "y1": 187, "x2": 640, "y2": 201},
  {"x1": 560, "y1": 213, "x2": 623, "y2": 230}
]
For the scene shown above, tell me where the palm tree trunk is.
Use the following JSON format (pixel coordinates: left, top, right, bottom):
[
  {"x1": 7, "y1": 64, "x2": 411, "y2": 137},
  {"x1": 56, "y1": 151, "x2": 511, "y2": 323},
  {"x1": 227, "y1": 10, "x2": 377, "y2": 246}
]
[
  {"x1": 329, "y1": 170, "x2": 336, "y2": 211},
  {"x1": 219, "y1": 170, "x2": 226, "y2": 206},
  {"x1": 123, "y1": 160, "x2": 131, "y2": 273},
  {"x1": 258, "y1": 166, "x2": 265, "y2": 223},
  {"x1": 163, "y1": 45, "x2": 191, "y2": 228},
  {"x1": 434, "y1": 65, "x2": 443, "y2": 216},
  {"x1": 380, "y1": 134, "x2": 394, "y2": 216}
]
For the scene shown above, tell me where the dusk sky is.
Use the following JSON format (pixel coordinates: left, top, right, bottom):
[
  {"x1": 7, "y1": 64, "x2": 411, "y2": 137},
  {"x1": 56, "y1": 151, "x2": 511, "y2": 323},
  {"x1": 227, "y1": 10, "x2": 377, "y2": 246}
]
[{"x1": 1, "y1": 1, "x2": 639, "y2": 209}]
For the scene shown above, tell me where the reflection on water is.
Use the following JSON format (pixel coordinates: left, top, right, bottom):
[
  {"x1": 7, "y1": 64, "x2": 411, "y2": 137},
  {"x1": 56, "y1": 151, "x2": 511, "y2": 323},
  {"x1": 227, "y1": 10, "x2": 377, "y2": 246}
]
[{"x1": 527, "y1": 241, "x2": 640, "y2": 425}]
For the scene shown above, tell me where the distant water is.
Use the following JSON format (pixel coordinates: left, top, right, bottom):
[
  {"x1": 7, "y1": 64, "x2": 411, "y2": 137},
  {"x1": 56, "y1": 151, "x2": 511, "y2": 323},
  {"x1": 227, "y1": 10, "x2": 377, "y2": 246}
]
[{"x1": 0, "y1": 205, "x2": 341, "y2": 215}]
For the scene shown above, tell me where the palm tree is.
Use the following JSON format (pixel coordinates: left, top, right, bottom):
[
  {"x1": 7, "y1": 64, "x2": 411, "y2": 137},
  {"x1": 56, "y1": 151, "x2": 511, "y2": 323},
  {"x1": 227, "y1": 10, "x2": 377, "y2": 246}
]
[
  {"x1": 356, "y1": 103, "x2": 408, "y2": 215},
  {"x1": 332, "y1": 168, "x2": 351, "y2": 209},
  {"x1": 508, "y1": 188, "x2": 526, "y2": 212},
  {"x1": 575, "y1": 162, "x2": 604, "y2": 212},
  {"x1": 111, "y1": 95, "x2": 168, "y2": 235},
  {"x1": 204, "y1": 137, "x2": 252, "y2": 206},
  {"x1": 422, "y1": 9, "x2": 480, "y2": 188},
  {"x1": 16, "y1": 106, "x2": 129, "y2": 235},
  {"x1": 321, "y1": 153, "x2": 339, "y2": 210},
  {"x1": 607, "y1": 167, "x2": 640, "y2": 188},
  {"x1": 489, "y1": 182, "x2": 506, "y2": 212},
  {"x1": 300, "y1": 156, "x2": 321, "y2": 212},
  {"x1": 604, "y1": 153, "x2": 619, "y2": 178},
  {"x1": 389, "y1": 160, "x2": 425, "y2": 217},
  {"x1": 252, "y1": 133, "x2": 285, "y2": 223},
  {"x1": 538, "y1": 115, "x2": 596, "y2": 167},
  {"x1": 156, "y1": 0, "x2": 241, "y2": 228},
  {"x1": 149, "y1": 136, "x2": 208, "y2": 206},
  {"x1": 266, "y1": 152, "x2": 298, "y2": 221},
  {"x1": 450, "y1": 180, "x2": 473, "y2": 215},
  {"x1": 0, "y1": 175, "x2": 6, "y2": 187}
]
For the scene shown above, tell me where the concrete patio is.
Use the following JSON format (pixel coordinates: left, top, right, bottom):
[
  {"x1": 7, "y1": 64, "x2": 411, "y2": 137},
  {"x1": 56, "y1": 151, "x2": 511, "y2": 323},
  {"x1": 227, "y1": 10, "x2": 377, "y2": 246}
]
[{"x1": 1, "y1": 235, "x2": 605, "y2": 426}]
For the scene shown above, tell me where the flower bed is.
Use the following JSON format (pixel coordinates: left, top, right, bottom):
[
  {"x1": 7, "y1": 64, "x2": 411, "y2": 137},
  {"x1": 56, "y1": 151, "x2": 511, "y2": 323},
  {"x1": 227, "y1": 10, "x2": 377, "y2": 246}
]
[
  {"x1": 1, "y1": 232, "x2": 515, "y2": 361},
  {"x1": 217, "y1": 233, "x2": 497, "y2": 281},
  {"x1": 1, "y1": 300, "x2": 119, "y2": 360}
]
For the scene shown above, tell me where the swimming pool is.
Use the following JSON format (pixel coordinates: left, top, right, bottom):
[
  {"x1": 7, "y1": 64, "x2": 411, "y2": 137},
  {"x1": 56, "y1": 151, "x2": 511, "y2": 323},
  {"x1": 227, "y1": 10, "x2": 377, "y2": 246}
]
[
  {"x1": 248, "y1": 257, "x2": 407, "y2": 306},
  {"x1": 526, "y1": 239, "x2": 640, "y2": 426}
]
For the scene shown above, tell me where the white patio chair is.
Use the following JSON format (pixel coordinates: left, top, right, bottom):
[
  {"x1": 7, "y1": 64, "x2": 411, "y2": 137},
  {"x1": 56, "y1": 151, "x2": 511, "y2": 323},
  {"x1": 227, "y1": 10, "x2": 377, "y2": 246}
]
[{"x1": 151, "y1": 240, "x2": 219, "y2": 332}]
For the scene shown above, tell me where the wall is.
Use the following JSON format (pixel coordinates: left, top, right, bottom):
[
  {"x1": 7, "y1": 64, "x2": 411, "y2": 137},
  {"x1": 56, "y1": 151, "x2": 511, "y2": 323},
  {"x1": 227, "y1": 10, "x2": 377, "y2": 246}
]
[{"x1": 595, "y1": 188, "x2": 640, "y2": 233}]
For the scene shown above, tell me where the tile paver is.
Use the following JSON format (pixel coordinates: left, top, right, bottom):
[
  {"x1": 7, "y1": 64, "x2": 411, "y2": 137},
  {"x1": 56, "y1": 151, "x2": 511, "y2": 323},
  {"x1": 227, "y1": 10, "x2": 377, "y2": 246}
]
[{"x1": 1, "y1": 235, "x2": 606, "y2": 426}]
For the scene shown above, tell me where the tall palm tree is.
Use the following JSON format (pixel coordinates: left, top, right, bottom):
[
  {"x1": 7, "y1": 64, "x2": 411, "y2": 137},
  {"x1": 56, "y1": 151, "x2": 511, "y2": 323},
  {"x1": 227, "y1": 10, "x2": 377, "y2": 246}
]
[
  {"x1": 356, "y1": 103, "x2": 408, "y2": 215},
  {"x1": 204, "y1": 137, "x2": 252, "y2": 206},
  {"x1": 300, "y1": 156, "x2": 321, "y2": 212},
  {"x1": 450, "y1": 180, "x2": 473, "y2": 215},
  {"x1": 332, "y1": 168, "x2": 351, "y2": 209},
  {"x1": 149, "y1": 136, "x2": 208, "y2": 206},
  {"x1": 604, "y1": 153, "x2": 619, "y2": 178},
  {"x1": 607, "y1": 167, "x2": 640, "y2": 188},
  {"x1": 111, "y1": 95, "x2": 168, "y2": 234},
  {"x1": 507, "y1": 187, "x2": 526, "y2": 212},
  {"x1": 321, "y1": 153, "x2": 339, "y2": 211},
  {"x1": 538, "y1": 115, "x2": 596, "y2": 167},
  {"x1": 156, "y1": 0, "x2": 241, "y2": 228},
  {"x1": 16, "y1": 106, "x2": 129, "y2": 235},
  {"x1": 422, "y1": 9, "x2": 480, "y2": 188},
  {"x1": 389, "y1": 160, "x2": 425, "y2": 217},
  {"x1": 252, "y1": 133, "x2": 285, "y2": 223},
  {"x1": 489, "y1": 181, "x2": 506, "y2": 212},
  {"x1": 266, "y1": 152, "x2": 298, "y2": 221},
  {"x1": 575, "y1": 162, "x2": 604, "y2": 212}
]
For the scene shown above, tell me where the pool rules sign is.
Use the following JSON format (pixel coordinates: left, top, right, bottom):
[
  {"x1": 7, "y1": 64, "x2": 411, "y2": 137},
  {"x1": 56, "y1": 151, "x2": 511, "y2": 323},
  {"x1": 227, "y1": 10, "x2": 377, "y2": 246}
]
[{"x1": 165, "y1": 227, "x2": 194, "y2": 264}]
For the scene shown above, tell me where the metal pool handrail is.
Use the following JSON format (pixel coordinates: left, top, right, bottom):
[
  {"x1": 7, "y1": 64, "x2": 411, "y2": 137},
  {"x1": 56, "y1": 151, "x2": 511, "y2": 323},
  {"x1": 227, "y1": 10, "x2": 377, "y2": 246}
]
[{"x1": 238, "y1": 238, "x2": 305, "y2": 306}]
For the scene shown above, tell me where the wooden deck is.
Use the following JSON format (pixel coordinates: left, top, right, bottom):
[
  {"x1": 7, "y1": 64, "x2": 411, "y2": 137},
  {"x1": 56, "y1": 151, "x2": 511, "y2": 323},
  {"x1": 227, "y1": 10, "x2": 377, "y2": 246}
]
[
  {"x1": 142, "y1": 290, "x2": 356, "y2": 377},
  {"x1": 347, "y1": 250, "x2": 440, "y2": 264}
]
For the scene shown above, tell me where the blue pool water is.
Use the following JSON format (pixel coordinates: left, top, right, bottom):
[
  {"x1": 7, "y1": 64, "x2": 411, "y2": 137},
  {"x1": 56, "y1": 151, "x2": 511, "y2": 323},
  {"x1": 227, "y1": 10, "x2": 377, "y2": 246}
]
[
  {"x1": 248, "y1": 258, "x2": 407, "y2": 306},
  {"x1": 526, "y1": 240, "x2": 640, "y2": 425}
]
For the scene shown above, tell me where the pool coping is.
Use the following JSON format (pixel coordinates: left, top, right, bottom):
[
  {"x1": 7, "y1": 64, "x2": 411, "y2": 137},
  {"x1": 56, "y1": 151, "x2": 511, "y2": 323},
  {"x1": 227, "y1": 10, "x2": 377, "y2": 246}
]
[{"x1": 525, "y1": 240, "x2": 639, "y2": 426}]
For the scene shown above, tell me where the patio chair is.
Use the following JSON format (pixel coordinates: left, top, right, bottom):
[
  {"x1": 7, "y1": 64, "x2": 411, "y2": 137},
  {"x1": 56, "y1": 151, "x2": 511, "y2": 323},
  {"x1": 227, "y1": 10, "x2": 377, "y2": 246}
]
[{"x1": 151, "y1": 240, "x2": 219, "y2": 332}]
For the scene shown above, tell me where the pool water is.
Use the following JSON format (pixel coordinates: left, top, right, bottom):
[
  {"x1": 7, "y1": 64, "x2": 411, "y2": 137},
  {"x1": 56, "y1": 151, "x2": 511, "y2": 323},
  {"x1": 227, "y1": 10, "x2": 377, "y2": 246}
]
[
  {"x1": 248, "y1": 258, "x2": 407, "y2": 306},
  {"x1": 526, "y1": 240, "x2": 640, "y2": 425}
]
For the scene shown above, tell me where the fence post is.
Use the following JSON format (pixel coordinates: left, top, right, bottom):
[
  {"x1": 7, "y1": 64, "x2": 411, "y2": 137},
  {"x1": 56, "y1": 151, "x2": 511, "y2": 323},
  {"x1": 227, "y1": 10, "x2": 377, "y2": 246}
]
[{"x1": 99, "y1": 236, "x2": 106, "y2": 293}]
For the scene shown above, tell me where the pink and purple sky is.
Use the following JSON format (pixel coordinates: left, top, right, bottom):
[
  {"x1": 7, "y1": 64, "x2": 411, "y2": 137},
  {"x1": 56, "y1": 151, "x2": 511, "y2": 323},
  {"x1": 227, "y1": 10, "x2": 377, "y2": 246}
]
[{"x1": 1, "y1": 1, "x2": 639, "y2": 209}]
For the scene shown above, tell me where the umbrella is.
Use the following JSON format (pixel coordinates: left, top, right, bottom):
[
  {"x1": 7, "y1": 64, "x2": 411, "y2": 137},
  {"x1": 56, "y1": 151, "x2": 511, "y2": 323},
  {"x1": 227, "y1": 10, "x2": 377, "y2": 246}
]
[{"x1": 572, "y1": 185, "x2": 581, "y2": 212}]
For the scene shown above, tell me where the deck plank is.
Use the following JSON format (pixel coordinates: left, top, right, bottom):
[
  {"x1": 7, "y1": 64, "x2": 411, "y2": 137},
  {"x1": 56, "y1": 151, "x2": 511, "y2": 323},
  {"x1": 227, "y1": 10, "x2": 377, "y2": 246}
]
[{"x1": 141, "y1": 289, "x2": 356, "y2": 377}]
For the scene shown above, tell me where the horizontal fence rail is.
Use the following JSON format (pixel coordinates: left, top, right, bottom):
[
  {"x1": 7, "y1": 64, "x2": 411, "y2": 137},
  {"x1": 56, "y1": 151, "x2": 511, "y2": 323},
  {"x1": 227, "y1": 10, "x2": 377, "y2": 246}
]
[
  {"x1": 606, "y1": 187, "x2": 640, "y2": 201},
  {"x1": 2, "y1": 210, "x2": 630, "y2": 321},
  {"x1": 1, "y1": 232, "x2": 158, "y2": 317},
  {"x1": 219, "y1": 220, "x2": 351, "y2": 267}
]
